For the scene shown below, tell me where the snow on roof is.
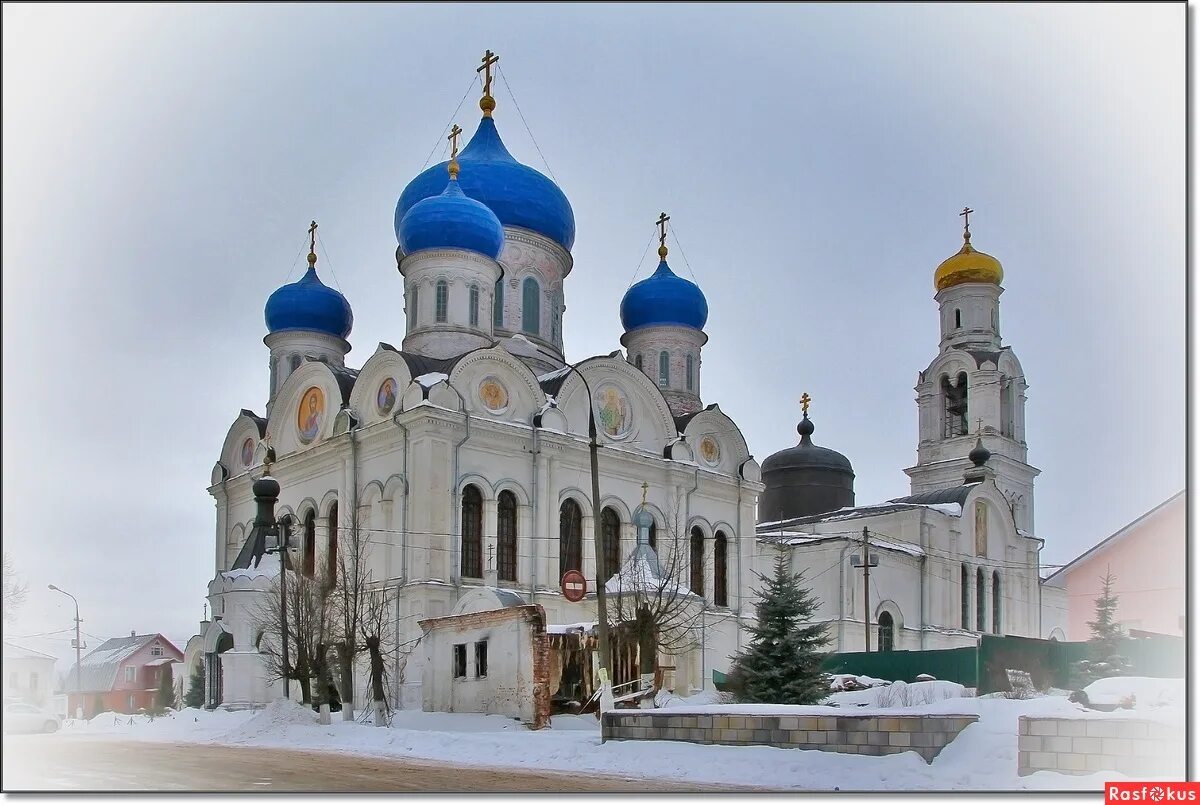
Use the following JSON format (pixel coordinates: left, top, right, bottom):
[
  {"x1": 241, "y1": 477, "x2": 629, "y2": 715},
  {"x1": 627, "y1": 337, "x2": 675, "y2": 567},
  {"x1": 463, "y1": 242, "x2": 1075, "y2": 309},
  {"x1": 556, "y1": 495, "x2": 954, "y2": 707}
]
[
  {"x1": 604, "y1": 555, "x2": 696, "y2": 597},
  {"x1": 546, "y1": 621, "x2": 598, "y2": 635},
  {"x1": 144, "y1": 658, "x2": 175, "y2": 667},
  {"x1": 414, "y1": 372, "x2": 449, "y2": 388},
  {"x1": 222, "y1": 553, "x2": 280, "y2": 581},
  {"x1": 3, "y1": 641, "x2": 56, "y2": 661},
  {"x1": 65, "y1": 635, "x2": 158, "y2": 693},
  {"x1": 760, "y1": 530, "x2": 925, "y2": 558},
  {"x1": 537, "y1": 366, "x2": 572, "y2": 383}
]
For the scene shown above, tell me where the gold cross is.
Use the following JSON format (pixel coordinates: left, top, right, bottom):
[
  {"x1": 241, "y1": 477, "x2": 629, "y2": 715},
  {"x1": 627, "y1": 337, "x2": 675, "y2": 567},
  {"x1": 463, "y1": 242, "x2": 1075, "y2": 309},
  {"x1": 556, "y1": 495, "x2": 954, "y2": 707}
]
[
  {"x1": 976, "y1": 417, "x2": 984, "y2": 434},
  {"x1": 448, "y1": 124, "x2": 462, "y2": 159},
  {"x1": 477, "y1": 49, "x2": 499, "y2": 98},
  {"x1": 641, "y1": 480, "x2": 649, "y2": 506},
  {"x1": 800, "y1": 392, "x2": 811, "y2": 416},
  {"x1": 652, "y1": 213, "x2": 672, "y2": 248},
  {"x1": 960, "y1": 206, "x2": 973, "y2": 235}
]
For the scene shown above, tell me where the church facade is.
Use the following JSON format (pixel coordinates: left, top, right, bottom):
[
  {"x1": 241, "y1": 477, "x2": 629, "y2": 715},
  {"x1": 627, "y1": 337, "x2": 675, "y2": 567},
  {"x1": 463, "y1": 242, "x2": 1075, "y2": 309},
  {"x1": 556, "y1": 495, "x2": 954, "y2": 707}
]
[
  {"x1": 187, "y1": 59, "x2": 762, "y2": 711},
  {"x1": 755, "y1": 212, "x2": 1063, "y2": 653}
]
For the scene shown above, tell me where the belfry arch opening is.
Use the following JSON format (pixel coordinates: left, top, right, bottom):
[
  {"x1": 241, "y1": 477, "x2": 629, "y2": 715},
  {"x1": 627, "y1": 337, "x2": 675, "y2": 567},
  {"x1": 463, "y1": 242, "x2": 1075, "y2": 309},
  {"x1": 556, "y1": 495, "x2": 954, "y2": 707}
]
[{"x1": 942, "y1": 372, "x2": 968, "y2": 438}]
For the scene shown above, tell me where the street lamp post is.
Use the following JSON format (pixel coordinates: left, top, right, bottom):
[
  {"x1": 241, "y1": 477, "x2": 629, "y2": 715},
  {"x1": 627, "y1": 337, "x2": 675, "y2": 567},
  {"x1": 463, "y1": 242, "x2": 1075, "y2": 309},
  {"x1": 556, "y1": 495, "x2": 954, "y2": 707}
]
[
  {"x1": 505, "y1": 335, "x2": 613, "y2": 704},
  {"x1": 48, "y1": 584, "x2": 83, "y2": 719}
]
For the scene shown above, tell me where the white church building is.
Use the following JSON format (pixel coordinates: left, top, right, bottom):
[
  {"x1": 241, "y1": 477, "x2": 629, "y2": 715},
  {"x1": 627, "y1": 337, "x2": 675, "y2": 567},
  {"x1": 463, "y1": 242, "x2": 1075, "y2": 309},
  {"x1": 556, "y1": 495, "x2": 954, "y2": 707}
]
[{"x1": 185, "y1": 56, "x2": 1064, "y2": 714}]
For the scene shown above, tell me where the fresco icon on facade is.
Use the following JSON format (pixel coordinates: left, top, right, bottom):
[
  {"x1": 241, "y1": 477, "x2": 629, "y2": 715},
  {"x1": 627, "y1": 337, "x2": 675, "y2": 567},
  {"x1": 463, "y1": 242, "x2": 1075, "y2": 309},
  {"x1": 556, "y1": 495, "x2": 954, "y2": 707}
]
[
  {"x1": 377, "y1": 377, "x2": 398, "y2": 415},
  {"x1": 595, "y1": 384, "x2": 631, "y2": 438},
  {"x1": 298, "y1": 386, "x2": 325, "y2": 444},
  {"x1": 241, "y1": 437, "x2": 255, "y2": 468},
  {"x1": 699, "y1": 435, "x2": 720, "y2": 466},
  {"x1": 479, "y1": 376, "x2": 509, "y2": 412}
]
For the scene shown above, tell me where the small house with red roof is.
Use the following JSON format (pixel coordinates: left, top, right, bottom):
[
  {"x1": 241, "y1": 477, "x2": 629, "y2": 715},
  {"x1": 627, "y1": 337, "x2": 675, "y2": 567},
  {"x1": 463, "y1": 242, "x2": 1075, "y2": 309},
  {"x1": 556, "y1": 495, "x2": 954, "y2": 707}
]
[{"x1": 64, "y1": 632, "x2": 183, "y2": 718}]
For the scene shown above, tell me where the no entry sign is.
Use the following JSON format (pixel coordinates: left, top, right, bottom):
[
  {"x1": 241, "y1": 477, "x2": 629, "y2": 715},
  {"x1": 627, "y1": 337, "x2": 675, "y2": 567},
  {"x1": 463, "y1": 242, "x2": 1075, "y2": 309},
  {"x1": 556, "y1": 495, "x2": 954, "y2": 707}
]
[{"x1": 560, "y1": 570, "x2": 587, "y2": 602}]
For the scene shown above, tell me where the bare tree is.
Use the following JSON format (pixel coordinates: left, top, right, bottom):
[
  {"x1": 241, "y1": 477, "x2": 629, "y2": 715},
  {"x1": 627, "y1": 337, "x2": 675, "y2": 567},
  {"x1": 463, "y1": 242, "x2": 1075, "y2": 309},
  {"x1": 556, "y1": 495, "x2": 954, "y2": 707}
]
[
  {"x1": 330, "y1": 504, "x2": 369, "y2": 721},
  {"x1": 605, "y1": 494, "x2": 706, "y2": 684},
  {"x1": 360, "y1": 581, "x2": 401, "y2": 726},
  {"x1": 3, "y1": 553, "x2": 27, "y2": 625},
  {"x1": 251, "y1": 556, "x2": 334, "y2": 706}
]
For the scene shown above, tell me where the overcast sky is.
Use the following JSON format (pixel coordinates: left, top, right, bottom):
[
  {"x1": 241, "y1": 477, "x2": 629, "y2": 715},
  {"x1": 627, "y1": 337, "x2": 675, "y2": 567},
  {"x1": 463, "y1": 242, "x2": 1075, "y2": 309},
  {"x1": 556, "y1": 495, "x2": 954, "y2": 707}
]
[{"x1": 2, "y1": 4, "x2": 1183, "y2": 668}]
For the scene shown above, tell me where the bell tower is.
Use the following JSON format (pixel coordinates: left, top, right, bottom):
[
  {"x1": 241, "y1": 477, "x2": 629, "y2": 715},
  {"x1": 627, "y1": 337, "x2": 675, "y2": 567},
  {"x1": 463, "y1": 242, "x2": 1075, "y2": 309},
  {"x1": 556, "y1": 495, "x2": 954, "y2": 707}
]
[{"x1": 903, "y1": 211, "x2": 1039, "y2": 532}]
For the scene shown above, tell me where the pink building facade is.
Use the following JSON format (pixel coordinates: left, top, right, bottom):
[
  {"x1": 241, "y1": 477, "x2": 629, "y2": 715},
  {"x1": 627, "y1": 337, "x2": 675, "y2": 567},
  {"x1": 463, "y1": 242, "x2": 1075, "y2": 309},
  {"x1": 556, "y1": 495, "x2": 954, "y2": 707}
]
[{"x1": 1044, "y1": 492, "x2": 1184, "y2": 641}]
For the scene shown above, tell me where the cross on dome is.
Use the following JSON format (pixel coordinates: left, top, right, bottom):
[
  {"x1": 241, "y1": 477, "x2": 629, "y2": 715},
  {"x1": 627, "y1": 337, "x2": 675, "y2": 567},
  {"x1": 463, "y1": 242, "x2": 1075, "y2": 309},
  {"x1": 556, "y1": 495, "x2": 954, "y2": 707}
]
[
  {"x1": 478, "y1": 49, "x2": 499, "y2": 116},
  {"x1": 959, "y1": 206, "x2": 973, "y2": 242},
  {"x1": 307, "y1": 220, "x2": 318, "y2": 266},
  {"x1": 656, "y1": 212, "x2": 670, "y2": 259},
  {"x1": 447, "y1": 124, "x2": 463, "y2": 178},
  {"x1": 801, "y1": 392, "x2": 811, "y2": 417}
]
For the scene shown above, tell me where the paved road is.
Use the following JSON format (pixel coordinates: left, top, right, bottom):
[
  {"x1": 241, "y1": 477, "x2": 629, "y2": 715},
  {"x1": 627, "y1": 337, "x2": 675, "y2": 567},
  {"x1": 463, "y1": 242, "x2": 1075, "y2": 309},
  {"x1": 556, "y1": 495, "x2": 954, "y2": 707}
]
[{"x1": 2, "y1": 736, "x2": 747, "y2": 792}]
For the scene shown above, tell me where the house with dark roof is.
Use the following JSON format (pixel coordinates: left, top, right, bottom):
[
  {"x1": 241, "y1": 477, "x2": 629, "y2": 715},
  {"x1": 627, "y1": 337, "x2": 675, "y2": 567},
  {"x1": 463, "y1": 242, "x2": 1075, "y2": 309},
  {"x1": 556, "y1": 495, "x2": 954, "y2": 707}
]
[{"x1": 63, "y1": 633, "x2": 183, "y2": 718}]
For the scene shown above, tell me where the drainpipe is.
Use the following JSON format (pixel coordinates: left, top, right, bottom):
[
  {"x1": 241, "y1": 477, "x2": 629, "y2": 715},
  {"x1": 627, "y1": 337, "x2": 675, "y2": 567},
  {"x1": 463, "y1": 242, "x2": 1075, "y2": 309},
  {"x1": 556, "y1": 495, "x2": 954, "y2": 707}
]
[
  {"x1": 445, "y1": 382, "x2": 471, "y2": 588},
  {"x1": 918, "y1": 510, "x2": 927, "y2": 650},
  {"x1": 390, "y1": 412, "x2": 410, "y2": 708},
  {"x1": 529, "y1": 413, "x2": 541, "y2": 600}
]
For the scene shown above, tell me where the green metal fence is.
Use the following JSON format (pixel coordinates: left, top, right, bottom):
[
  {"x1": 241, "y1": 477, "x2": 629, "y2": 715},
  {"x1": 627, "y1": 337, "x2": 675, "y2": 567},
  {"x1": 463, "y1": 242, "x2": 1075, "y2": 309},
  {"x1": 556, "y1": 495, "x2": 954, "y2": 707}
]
[{"x1": 821, "y1": 634, "x2": 1184, "y2": 694}]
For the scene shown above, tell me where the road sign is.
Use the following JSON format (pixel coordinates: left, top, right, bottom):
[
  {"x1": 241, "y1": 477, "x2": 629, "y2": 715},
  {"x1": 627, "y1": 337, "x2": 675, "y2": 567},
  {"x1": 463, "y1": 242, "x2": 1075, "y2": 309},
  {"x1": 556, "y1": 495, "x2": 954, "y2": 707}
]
[{"x1": 561, "y1": 570, "x2": 587, "y2": 602}]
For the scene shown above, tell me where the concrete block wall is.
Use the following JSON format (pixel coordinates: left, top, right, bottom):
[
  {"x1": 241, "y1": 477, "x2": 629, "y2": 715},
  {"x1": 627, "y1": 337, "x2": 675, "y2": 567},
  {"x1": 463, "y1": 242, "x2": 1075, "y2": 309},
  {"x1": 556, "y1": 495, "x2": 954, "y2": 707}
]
[
  {"x1": 601, "y1": 712, "x2": 978, "y2": 763},
  {"x1": 1017, "y1": 717, "x2": 1184, "y2": 777}
]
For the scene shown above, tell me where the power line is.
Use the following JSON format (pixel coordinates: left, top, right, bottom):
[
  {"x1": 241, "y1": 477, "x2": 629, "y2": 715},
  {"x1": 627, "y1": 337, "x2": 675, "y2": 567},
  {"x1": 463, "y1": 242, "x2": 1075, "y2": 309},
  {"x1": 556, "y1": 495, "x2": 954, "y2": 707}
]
[
  {"x1": 419, "y1": 74, "x2": 479, "y2": 173},
  {"x1": 496, "y1": 65, "x2": 557, "y2": 183}
]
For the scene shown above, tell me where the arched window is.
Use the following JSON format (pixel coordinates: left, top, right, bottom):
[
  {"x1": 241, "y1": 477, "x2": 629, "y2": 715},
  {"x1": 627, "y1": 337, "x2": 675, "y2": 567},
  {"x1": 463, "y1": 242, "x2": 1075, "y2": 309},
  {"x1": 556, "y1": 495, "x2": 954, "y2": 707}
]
[
  {"x1": 559, "y1": 499, "x2": 582, "y2": 578},
  {"x1": 410, "y1": 286, "x2": 419, "y2": 325},
  {"x1": 493, "y1": 279, "x2": 504, "y2": 328},
  {"x1": 469, "y1": 284, "x2": 480, "y2": 327},
  {"x1": 976, "y1": 567, "x2": 986, "y2": 631},
  {"x1": 303, "y1": 511, "x2": 316, "y2": 577},
  {"x1": 992, "y1": 571, "x2": 1001, "y2": 634},
  {"x1": 497, "y1": 491, "x2": 518, "y2": 582},
  {"x1": 601, "y1": 508, "x2": 621, "y2": 579},
  {"x1": 954, "y1": 308, "x2": 961, "y2": 329},
  {"x1": 289, "y1": 354, "x2": 301, "y2": 373},
  {"x1": 551, "y1": 302, "x2": 559, "y2": 342},
  {"x1": 327, "y1": 502, "x2": 338, "y2": 581},
  {"x1": 648, "y1": 521, "x2": 656, "y2": 551},
  {"x1": 634, "y1": 354, "x2": 643, "y2": 371},
  {"x1": 714, "y1": 531, "x2": 728, "y2": 607},
  {"x1": 522, "y1": 277, "x2": 540, "y2": 335},
  {"x1": 659, "y1": 351, "x2": 670, "y2": 387},
  {"x1": 435, "y1": 280, "x2": 448, "y2": 323},
  {"x1": 878, "y1": 611, "x2": 895, "y2": 652},
  {"x1": 690, "y1": 527, "x2": 705, "y2": 596},
  {"x1": 461, "y1": 485, "x2": 483, "y2": 578},
  {"x1": 942, "y1": 372, "x2": 968, "y2": 438},
  {"x1": 686, "y1": 354, "x2": 694, "y2": 391},
  {"x1": 961, "y1": 564, "x2": 969, "y2": 629}
]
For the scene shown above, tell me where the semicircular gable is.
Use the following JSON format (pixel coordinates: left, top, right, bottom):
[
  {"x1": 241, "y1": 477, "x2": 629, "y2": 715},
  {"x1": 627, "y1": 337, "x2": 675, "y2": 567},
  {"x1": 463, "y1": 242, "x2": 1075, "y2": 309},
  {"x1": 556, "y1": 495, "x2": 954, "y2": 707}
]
[
  {"x1": 267, "y1": 361, "x2": 346, "y2": 456},
  {"x1": 928, "y1": 350, "x2": 975, "y2": 381},
  {"x1": 997, "y1": 350, "x2": 1024, "y2": 378},
  {"x1": 554, "y1": 356, "x2": 676, "y2": 452},
  {"x1": 449, "y1": 346, "x2": 547, "y2": 424},
  {"x1": 349, "y1": 345, "x2": 414, "y2": 426},
  {"x1": 220, "y1": 410, "x2": 269, "y2": 479},
  {"x1": 680, "y1": 405, "x2": 751, "y2": 476}
]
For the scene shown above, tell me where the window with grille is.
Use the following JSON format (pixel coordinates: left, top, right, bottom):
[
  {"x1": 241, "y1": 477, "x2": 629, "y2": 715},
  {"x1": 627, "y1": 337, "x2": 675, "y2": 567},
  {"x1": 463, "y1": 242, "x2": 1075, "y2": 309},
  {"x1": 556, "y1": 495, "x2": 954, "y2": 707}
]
[
  {"x1": 559, "y1": 500, "x2": 582, "y2": 577},
  {"x1": 150, "y1": 645, "x2": 163, "y2": 657},
  {"x1": 327, "y1": 502, "x2": 339, "y2": 581},
  {"x1": 303, "y1": 511, "x2": 316, "y2": 577},
  {"x1": 961, "y1": 564, "x2": 969, "y2": 629},
  {"x1": 714, "y1": 531, "x2": 728, "y2": 607},
  {"x1": 992, "y1": 571, "x2": 1002, "y2": 634},
  {"x1": 659, "y1": 351, "x2": 669, "y2": 387},
  {"x1": 436, "y1": 280, "x2": 448, "y2": 323},
  {"x1": 976, "y1": 567, "x2": 986, "y2": 631},
  {"x1": 469, "y1": 284, "x2": 480, "y2": 327},
  {"x1": 410, "y1": 286, "x2": 419, "y2": 325},
  {"x1": 497, "y1": 491, "x2": 518, "y2": 582},
  {"x1": 461, "y1": 485, "x2": 483, "y2": 578},
  {"x1": 601, "y1": 508, "x2": 621, "y2": 579},
  {"x1": 686, "y1": 354, "x2": 694, "y2": 391},
  {"x1": 453, "y1": 644, "x2": 467, "y2": 678},
  {"x1": 878, "y1": 612, "x2": 895, "y2": 651},
  {"x1": 690, "y1": 527, "x2": 705, "y2": 596},
  {"x1": 493, "y1": 280, "x2": 504, "y2": 328},
  {"x1": 634, "y1": 354, "x2": 643, "y2": 371}
]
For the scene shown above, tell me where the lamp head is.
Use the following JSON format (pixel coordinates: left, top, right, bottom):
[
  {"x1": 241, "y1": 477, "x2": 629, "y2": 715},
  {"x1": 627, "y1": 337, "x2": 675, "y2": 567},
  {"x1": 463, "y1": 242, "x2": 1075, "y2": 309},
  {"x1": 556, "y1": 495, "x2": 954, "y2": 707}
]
[{"x1": 48, "y1": 584, "x2": 58, "y2": 591}]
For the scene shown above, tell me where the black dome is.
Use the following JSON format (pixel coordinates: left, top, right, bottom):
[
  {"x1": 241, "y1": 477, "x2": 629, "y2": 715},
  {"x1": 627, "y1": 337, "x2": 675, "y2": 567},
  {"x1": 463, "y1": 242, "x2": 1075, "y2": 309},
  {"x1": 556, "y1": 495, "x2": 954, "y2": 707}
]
[{"x1": 759, "y1": 414, "x2": 855, "y2": 523}]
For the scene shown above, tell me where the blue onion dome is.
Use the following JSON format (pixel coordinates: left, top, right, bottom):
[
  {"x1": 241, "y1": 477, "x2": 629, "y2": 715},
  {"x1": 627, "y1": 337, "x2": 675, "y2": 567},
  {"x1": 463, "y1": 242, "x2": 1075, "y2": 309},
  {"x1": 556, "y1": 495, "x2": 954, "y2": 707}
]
[
  {"x1": 620, "y1": 257, "x2": 709, "y2": 331},
  {"x1": 395, "y1": 115, "x2": 575, "y2": 252},
  {"x1": 264, "y1": 254, "x2": 353, "y2": 339},
  {"x1": 397, "y1": 162, "x2": 505, "y2": 259}
]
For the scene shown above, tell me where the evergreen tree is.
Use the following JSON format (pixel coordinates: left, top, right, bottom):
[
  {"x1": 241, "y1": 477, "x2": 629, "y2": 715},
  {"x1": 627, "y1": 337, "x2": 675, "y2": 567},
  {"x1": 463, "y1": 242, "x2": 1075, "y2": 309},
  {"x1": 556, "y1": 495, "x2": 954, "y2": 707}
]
[
  {"x1": 155, "y1": 665, "x2": 175, "y2": 713},
  {"x1": 184, "y1": 665, "x2": 205, "y2": 709},
  {"x1": 1071, "y1": 566, "x2": 1131, "y2": 687},
  {"x1": 727, "y1": 551, "x2": 830, "y2": 704}
]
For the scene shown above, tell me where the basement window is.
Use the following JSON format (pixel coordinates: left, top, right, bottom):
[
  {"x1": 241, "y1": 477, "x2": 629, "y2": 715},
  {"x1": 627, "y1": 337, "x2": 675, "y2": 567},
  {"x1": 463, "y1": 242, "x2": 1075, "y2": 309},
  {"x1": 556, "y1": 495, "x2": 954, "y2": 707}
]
[
  {"x1": 453, "y1": 644, "x2": 467, "y2": 679},
  {"x1": 475, "y1": 641, "x2": 488, "y2": 679}
]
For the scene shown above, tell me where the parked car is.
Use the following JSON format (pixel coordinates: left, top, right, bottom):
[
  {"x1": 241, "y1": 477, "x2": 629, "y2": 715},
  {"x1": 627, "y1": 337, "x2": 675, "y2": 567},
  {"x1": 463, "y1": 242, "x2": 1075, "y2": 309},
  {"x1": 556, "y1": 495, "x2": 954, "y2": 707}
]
[{"x1": 4, "y1": 702, "x2": 61, "y2": 734}]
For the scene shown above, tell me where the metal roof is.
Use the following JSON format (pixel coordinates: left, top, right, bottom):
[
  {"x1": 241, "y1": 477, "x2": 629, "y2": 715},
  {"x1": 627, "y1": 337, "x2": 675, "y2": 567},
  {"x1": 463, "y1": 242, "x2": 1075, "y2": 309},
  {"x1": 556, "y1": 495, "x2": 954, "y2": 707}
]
[
  {"x1": 889, "y1": 484, "x2": 979, "y2": 506},
  {"x1": 63, "y1": 634, "x2": 180, "y2": 693}
]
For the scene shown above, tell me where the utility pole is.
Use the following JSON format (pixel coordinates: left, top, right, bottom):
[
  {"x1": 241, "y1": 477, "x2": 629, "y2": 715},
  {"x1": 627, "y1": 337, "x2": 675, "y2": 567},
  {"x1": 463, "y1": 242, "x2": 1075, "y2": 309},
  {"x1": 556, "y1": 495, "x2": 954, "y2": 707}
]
[
  {"x1": 48, "y1": 584, "x2": 83, "y2": 719},
  {"x1": 850, "y1": 526, "x2": 878, "y2": 652}
]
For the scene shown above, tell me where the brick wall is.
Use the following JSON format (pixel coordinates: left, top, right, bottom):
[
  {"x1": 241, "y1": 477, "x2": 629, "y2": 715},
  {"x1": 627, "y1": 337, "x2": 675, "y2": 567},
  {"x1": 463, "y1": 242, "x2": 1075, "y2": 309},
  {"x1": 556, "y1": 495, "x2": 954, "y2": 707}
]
[
  {"x1": 601, "y1": 712, "x2": 977, "y2": 763},
  {"x1": 1017, "y1": 716, "x2": 1184, "y2": 777}
]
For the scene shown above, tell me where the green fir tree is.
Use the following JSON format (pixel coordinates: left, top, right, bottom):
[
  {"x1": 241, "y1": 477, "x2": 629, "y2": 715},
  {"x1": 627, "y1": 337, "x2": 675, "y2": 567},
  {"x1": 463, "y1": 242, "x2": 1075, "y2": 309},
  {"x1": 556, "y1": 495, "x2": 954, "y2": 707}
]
[
  {"x1": 727, "y1": 551, "x2": 830, "y2": 704},
  {"x1": 1071, "y1": 566, "x2": 1131, "y2": 687},
  {"x1": 184, "y1": 665, "x2": 205, "y2": 709},
  {"x1": 155, "y1": 665, "x2": 175, "y2": 713}
]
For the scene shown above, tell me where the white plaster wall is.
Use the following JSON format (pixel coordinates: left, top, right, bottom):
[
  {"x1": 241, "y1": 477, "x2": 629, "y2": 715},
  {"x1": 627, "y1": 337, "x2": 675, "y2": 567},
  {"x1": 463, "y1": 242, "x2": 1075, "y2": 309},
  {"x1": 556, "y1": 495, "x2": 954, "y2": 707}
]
[
  {"x1": 400, "y1": 249, "x2": 502, "y2": 359},
  {"x1": 421, "y1": 614, "x2": 536, "y2": 722}
]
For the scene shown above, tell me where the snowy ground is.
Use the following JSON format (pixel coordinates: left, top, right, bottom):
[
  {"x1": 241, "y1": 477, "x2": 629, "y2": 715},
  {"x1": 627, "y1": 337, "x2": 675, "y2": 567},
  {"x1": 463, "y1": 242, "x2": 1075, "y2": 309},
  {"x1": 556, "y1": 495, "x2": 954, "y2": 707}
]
[{"x1": 60, "y1": 678, "x2": 1184, "y2": 792}]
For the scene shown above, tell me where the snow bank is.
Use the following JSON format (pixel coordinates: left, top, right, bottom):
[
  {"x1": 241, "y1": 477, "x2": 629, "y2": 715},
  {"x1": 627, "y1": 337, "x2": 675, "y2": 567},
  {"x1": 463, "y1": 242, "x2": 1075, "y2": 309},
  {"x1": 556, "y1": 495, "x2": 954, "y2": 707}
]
[
  {"x1": 1083, "y1": 676, "x2": 1183, "y2": 710},
  {"x1": 67, "y1": 696, "x2": 1150, "y2": 791}
]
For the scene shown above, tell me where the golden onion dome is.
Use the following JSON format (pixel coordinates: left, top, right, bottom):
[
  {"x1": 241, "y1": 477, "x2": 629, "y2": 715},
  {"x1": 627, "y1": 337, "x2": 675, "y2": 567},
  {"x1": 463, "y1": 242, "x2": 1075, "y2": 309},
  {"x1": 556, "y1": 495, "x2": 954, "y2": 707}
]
[{"x1": 934, "y1": 229, "x2": 1003, "y2": 291}]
